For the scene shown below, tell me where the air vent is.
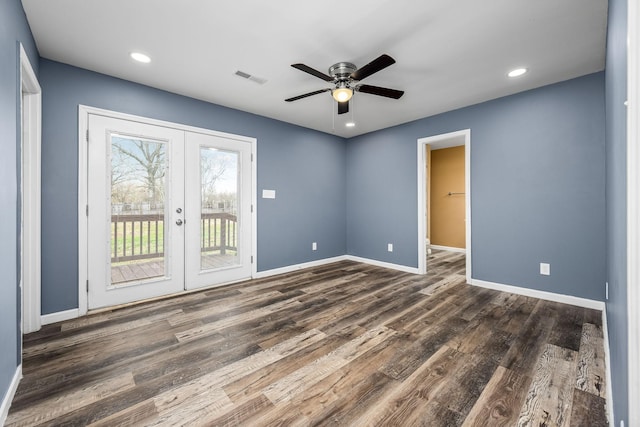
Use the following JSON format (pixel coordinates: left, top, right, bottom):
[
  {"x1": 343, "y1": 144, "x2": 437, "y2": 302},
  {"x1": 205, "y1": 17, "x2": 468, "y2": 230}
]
[{"x1": 234, "y1": 70, "x2": 267, "y2": 85}]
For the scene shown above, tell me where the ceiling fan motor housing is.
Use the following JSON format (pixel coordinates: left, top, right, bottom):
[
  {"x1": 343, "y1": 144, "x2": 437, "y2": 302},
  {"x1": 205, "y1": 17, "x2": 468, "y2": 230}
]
[{"x1": 328, "y1": 62, "x2": 357, "y2": 82}]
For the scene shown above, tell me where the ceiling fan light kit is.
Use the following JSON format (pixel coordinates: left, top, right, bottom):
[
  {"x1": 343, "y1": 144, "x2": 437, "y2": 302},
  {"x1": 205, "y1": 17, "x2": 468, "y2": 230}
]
[
  {"x1": 332, "y1": 86, "x2": 353, "y2": 102},
  {"x1": 286, "y1": 54, "x2": 404, "y2": 115}
]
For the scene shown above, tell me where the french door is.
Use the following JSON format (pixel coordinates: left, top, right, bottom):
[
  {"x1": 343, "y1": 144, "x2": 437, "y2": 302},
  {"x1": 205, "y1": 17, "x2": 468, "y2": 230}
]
[{"x1": 87, "y1": 114, "x2": 252, "y2": 310}]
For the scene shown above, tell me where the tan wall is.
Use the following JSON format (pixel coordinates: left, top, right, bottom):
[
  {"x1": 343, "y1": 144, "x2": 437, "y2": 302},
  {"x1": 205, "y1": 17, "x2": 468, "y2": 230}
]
[
  {"x1": 426, "y1": 144, "x2": 431, "y2": 239},
  {"x1": 430, "y1": 145, "x2": 465, "y2": 248}
]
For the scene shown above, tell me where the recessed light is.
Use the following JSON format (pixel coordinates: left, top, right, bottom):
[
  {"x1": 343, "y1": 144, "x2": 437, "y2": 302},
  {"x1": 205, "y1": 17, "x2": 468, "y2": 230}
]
[
  {"x1": 508, "y1": 68, "x2": 527, "y2": 78},
  {"x1": 130, "y1": 52, "x2": 151, "y2": 63},
  {"x1": 346, "y1": 122, "x2": 356, "y2": 127}
]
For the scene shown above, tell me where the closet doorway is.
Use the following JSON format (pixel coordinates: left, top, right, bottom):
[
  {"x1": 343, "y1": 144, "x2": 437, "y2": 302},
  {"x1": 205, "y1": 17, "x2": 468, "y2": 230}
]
[{"x1": 417, "y1": 130, "x2": 471, "y2": 280}]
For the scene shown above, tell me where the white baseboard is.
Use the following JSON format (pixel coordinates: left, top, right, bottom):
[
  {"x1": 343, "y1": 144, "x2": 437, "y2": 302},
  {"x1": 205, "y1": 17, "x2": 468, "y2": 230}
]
[
  {"x1": 430, "y1": 245, "x2": 467, "y2": 253},
  {"x1": 344, "y1": 255, "x2": 420, "y2": 274},
  {"x1": 254, "y1": 256, "x2": 349, "y2": 279},
  {"x1": 254, "y1": 255, "x2": 420, "y2": 278},
  {"x1": 601, "y1": 308, "x2": 615, "y2": 426},
  {"x1": 470, "y1": 278, "x2": 605, "y2": 310},
  {"x1": 0, "y1": 364, "x2": 21, "y2": 425},
  {"x1": 41, "y1": 308, "x2": 79, "y2": 325}
]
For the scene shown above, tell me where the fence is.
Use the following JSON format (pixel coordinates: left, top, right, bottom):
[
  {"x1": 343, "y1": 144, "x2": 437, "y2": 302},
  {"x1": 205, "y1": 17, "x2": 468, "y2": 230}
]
[{"x1": 111, "y1": 212, "x2": 237, "y2": 262}]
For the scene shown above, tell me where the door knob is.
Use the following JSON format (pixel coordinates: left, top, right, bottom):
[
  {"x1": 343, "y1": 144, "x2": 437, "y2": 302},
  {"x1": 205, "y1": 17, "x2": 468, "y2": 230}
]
[
  {"x1": 176, "y1": 219, "x2": 183, "y2": 226},
  {"x1": 176, "y1": 208, "x2": 182, "y2": 213}
]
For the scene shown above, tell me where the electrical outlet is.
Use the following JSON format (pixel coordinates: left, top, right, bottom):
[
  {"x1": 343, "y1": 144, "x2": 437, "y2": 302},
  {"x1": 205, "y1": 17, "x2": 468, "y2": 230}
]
[
  {"x1": 312, "y1": 242, "x2": 317, "y2": 251},
  {"x1": 540, "y1": 263, "x2": 550, "y2": 275},
  {"x1": 388, "y1": 243, "x2": 393, "y2": 252}
]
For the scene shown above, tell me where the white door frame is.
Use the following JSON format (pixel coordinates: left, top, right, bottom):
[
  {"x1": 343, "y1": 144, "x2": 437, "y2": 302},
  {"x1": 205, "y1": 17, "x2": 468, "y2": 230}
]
[
  {"x1": 20, "y1": 44, "x2": 42, "y2": 334},
  {"x1": 78, "y1": 106, "x2": 257, "y2": 315},
  {"x1": 627, "y1": 0, "x2": 640, "y2": 423},
  {"x1": 417, "y1": 129, "x2": 471, "y2": 281}
]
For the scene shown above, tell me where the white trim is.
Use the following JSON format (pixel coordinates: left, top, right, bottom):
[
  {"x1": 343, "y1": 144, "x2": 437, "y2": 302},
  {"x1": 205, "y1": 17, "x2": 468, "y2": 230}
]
[
  {"x1": 254, "y1": 256, "x2": 349, "y2": 279},
  {"x1": 41, "y1": 309, "x2": 80, "y2": 325},
  {"x1": 345, "y1": 255, "x2": 420, "y2": 275},
  {"x1": 430, "y1": 244, "x2": 466, "y2": 253},
  {"x1": 254, "y1": 255, "x2": 420, "y2": 279},
  {"x1": 78, "y1": 106, "x2": 257, "y2": 313},
  {"x1": 470, "y1": 278, "x2": 605, "y2": 310},
  {"x1": 19, "y1": 45, "x2": 42, "y2": 334},
  {"x1": 602, "y1": 308, "x2": 615, "y2": 426},
  {"x1": 417, "y1": 130, "x2": 471, "y2": 282},
  {"x1": 0, "y1": 365, "x2": 21, "y2": 425},
  {"x1": 79, "y1": 105, "x2": 257, "y2": 143},
  {"x1": 251, "y1": 139, "x2": 258, "y2": 278},
  {"x1": 627, "y1": 0, "x2": 640, "y2": 423},
  {"x1": 78, "y1": 108, "x2": 89, "y2": 316}
]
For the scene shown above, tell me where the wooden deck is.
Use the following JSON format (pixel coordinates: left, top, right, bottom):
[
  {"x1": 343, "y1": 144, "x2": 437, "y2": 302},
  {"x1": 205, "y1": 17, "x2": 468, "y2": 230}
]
[
  {"x1": 9, "y1": 250, "x2": 608, "y2": 426},
  {"x1": 111, "y1": 252, "x2": 239, "y2": 284}
]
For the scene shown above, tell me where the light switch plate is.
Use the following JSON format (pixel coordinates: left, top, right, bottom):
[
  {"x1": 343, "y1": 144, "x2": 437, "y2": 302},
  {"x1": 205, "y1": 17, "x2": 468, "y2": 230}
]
[{"x1": 262, "y1": 189, "x2": 276, "y2": 199}]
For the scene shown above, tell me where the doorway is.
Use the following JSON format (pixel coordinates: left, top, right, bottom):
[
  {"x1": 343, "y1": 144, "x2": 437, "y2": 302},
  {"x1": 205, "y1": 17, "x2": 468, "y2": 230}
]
[
  {"x1": 83, "y1": 109, "x2": 255, "y2": 311},
  {"x1": 417, "y1": 129, "x2": 471, "y2": 280},
  {"x1": 20, "y1": 45, "x2": 42, "y2": 334}
]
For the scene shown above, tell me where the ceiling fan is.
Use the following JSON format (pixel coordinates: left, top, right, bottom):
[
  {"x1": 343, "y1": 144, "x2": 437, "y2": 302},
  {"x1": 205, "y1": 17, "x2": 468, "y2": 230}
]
[{"x1": 285, "y1": 54, "x2": 404, "y2": 115}]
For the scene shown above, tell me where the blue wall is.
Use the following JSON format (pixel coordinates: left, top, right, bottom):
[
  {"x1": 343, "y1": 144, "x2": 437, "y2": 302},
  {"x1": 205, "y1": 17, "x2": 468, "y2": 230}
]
[
  {"x1": 40, "y1": 62, "x2": 608, "y2": 312},
  {"x1": 39, "y1": 59, "x2": 346, "y2": 314},
  {"x1": 0, "y1": 0, "x2": 38, "y2": 407},
  {"x1": 347, "y1": 73, "x2": 606, "y2": 301},
  {"x1": 605, "y1": 0, "x2": 629, "y2": 422}
]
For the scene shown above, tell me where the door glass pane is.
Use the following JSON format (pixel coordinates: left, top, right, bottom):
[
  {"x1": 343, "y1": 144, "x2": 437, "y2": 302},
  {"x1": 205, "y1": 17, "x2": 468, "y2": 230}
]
[
  {"x1": 110, "y1": 135, "x2": 166, "y2": 285},
  {"x1": 200, "y1": 147, "x2": 239, "y2": 271}
]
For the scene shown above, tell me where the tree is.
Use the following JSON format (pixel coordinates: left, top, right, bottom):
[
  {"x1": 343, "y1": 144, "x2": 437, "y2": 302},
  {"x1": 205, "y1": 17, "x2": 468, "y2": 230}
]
[
  {"x1": 111, "y1": 138, "x2": 166, "y2": 210},
  {"x1": 201, "y1": 149, "x2": 232, "y2": 206}
]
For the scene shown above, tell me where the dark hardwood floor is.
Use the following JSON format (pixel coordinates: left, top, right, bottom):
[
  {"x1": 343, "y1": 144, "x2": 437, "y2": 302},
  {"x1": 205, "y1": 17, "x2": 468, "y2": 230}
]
[{"x1": 8, "y1": 250, "x2": 608, "y2": 426}]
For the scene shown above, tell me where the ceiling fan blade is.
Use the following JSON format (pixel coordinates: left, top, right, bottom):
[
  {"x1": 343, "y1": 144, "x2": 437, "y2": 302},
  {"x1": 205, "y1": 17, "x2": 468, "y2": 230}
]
[
  {"x1": 285, "y1": 88, "x2": 331, "y2": 102},
  {"x1": 356, "y1": 84, "x2": 404, "y2": 99},
  {"x1": 350, "y1": 54, "x2": 396, "y2": 81},
  {"x1": 291, "y1": 63, "x2": 334, "y2": 82},
  {"x1": 338, "y1": 100, "x2": 349, "y2": 115}
]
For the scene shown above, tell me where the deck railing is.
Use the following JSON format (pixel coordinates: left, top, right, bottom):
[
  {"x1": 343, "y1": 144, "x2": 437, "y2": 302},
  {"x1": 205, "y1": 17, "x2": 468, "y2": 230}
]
[
  {"x1": 201, "y1": 212, "x2": 237, "y2": 255},
  {"x1": 111, "y1": 212, "x2": 237, "y2": 263}
]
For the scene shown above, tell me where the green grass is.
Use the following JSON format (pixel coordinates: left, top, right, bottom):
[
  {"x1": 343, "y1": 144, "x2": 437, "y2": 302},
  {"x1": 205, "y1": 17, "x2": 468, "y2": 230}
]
[
  {"x1": 111, "y1": 220, "x2": 164, "y2": 258},
  {"x1": 110, "y1": 218, "x2": 237, "y2": 259}
]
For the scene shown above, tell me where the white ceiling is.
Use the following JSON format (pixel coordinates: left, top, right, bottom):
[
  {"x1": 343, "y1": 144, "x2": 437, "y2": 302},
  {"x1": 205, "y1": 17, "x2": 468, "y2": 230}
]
[{"x1": 21, "y1": 0, "x2": 608, "y2": 138}]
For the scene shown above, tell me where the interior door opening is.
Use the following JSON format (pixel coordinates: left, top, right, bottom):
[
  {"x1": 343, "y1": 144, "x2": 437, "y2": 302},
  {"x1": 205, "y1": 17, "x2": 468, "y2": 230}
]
[
  {"x1": 20, "y1": 45, "x2": 42, "y2": 335},
  {"x1": 417, "y1": 130, "x2": 471, "y2": 280}
]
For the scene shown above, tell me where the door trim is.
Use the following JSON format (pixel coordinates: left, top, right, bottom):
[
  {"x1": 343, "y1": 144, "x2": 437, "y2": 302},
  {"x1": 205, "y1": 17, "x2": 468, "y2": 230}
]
[
  {"x1": 20, "y1": 44, "x2": 42, "y2": 334},
  {"x1": 416, "y1": 129, "x2": 471, "y2": 281},
  {"x1": 78, "y1": 105, "x2": 257, "y2": 315}
]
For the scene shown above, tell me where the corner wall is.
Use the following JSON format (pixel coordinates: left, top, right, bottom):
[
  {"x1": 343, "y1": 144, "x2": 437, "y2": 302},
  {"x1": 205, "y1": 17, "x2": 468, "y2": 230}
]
[
  {"x1": 0, "y1": 0, "x2": 38, "y2": 409},
  {"x1": 39, "y1": 59, "x2": 347, "y2": 314},
  {"x1": 347, "y1": 73, "x2": 606, "y2": 301}
]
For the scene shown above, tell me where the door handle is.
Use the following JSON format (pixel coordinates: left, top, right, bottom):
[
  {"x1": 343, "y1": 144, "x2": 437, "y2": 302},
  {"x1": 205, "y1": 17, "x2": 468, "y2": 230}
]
[{"x1": 176, "y1": 219, "x2": 183, "y2": 226}]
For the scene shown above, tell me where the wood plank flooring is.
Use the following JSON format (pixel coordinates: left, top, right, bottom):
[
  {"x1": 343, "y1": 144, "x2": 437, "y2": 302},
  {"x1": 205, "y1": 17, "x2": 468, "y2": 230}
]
[
  {"x1": 8, "y1": 250, "x2": 609, "y2": 426},
  {"x1": 112, "y1": 253, "x2": 237, "y2": 284}
]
